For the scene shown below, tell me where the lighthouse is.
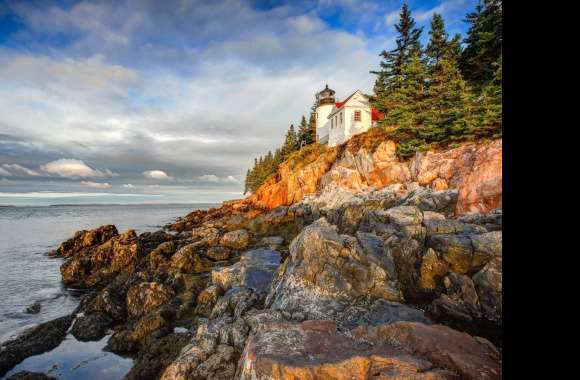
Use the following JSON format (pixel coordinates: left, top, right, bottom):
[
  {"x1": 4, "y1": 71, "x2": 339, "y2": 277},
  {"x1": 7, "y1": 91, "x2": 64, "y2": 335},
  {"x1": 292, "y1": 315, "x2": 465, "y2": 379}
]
[{"x1": 314, "y1": 84, "x2": 335, "y2": 144}]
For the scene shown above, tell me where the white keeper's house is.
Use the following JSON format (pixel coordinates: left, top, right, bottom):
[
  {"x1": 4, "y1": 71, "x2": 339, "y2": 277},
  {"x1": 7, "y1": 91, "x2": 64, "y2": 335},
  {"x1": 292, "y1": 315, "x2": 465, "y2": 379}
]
[{"x1": 315, "y1": 84, "x2": 384, "y2": 147}]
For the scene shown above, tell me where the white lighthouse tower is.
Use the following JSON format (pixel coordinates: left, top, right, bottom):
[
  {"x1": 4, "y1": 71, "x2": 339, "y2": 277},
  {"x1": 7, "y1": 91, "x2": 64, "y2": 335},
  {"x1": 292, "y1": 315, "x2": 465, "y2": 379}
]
[{"x1": 315, "y1": 84, "x2": 335, "y2": 144}]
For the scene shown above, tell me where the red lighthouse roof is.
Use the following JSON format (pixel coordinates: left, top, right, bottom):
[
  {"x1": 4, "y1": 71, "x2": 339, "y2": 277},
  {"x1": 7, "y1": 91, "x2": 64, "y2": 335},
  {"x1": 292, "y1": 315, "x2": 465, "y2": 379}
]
[
  {"x1": 331, "y1": 89, "x2": 384, "y2": 122},
  {"x1": 371, "y1": 107, "x2": 384, "y2": 121}
]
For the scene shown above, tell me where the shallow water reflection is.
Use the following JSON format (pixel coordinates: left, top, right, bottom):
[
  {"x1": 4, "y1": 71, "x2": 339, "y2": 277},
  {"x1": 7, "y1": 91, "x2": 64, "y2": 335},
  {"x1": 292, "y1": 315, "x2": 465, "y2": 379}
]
[{"x1": 3, "y1": 334, "x2": 133, "y2": 380}]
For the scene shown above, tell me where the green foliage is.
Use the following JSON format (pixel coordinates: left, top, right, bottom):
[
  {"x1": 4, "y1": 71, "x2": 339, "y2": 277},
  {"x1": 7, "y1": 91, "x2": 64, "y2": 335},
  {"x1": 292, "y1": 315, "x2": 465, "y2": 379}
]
[
  {"x1": 245, "y1": 121, "x2": 309, "y2": 194},
  {"x1": 281, "y1": 124, "x2": 299, "y2": 158},
  {"x1": 460, "y1": 0, "x2": 502, "y2": 86},
  {"x1": 370, "y1": 3, "x2": 423, "y2": 112},
  {"x1": 372, "y1": 3, "x2": 502, "y2": 159},
  {"x1": 297, "y1": 115, "x2": 315, "y2": 147},
  {"x1": 245, "y1": 99, "x2": 320, "y2": 194},
  {"x1": 383, "y1": 49, "x2": 428, "y2": 130},
  {"x1": 425, "y1": 13, "x2": 448, "y2": 65}
]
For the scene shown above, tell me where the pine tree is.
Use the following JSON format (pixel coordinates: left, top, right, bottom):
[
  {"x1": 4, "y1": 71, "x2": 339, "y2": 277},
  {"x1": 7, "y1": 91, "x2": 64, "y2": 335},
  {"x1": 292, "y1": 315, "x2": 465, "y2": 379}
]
[
  {"x1": 423, "y1": 54, "x2": 472, "y2": 147},
  {"x1": 297, "y1": 115, "x2": 314, "y2": 147},
  {"x1": 372, "y1": 71, "x2": 387, "y2": 113},
  {"x1": 448, "y1": 33, "x2": 462, "y2": 61},
  {"x1": 371, "y1": 4, "x2": 423, "y2": 114},
  {"x1": 460, "y1": 0, "x2": 502, "y2": 86},
  {"x1": 263, "y1": 151, "x2": 274, "y2": 181},
  {"x1": 416, "y1": 13, "x2": 471, "y2": 148},
  {"x1": 273, "y1": 148, "x2": 283, "y2": 167},
  {"x1": 386, "y1": 48, "x2": 429, "y2": 146},
  {"x1": 244, "y1": 169, "x2": 251, "y2": 194},
  {"x1": 281, "y1": 124, "x2": 299, "y2": 159},
  {"x1": 464, "y1": 53, "x2": 502, "y2": 139},
  {"x1": 246, "y1": 158, "x2": 259, "y2": 193},
  {"x1": 308, "y1": 112, "x2": 316, "y2": 143},
  {"x1": 309, "y1": 101, "x2": 318, "y2": 143},
  {"x1": 425, "y1": 13, "x2": 449, "y2": 67},
  {"x1": 371, "y1": 4, "x2": 422, "y2": 90}
]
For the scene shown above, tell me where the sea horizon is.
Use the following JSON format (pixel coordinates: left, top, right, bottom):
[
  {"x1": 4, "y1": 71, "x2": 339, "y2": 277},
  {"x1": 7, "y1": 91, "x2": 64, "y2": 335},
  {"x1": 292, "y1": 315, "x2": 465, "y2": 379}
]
[{"x1": 0, "y1": 202, "x2": 221, "y2": 208}]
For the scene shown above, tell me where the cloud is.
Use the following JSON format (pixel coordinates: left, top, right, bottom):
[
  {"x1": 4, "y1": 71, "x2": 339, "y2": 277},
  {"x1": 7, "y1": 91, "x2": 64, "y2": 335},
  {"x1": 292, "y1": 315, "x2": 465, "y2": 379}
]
[
  {"x1": 415, "y1": 0, "x2": 470, "y2": 22},
  {"x1": 0, "y1": 163, "x2": 41, "y2": 177},
  {"x1": 384, "y1": 10, "x2": 400, "y2": 27},
  {"x1": 197, "y1": 174, "x2": 219, "y2": 183},
  {"x1": 81, "y1": 180, "x2": 112, "y2": 189},
  {"x1": 122, "y1": 183, "x2": 135, "y2": 188},
  {"x1": 197, "y1": 174, "x2": 240, "y2": 184},
  {"x1": 143, "y1": 170, "x2": 173, "y2": 180},
  {"x1": 223, "y1": 175, "x2": 240, "y2": 184},
  {"x1": 40, "y1": 159, "x2": 115, "y2": 178}
]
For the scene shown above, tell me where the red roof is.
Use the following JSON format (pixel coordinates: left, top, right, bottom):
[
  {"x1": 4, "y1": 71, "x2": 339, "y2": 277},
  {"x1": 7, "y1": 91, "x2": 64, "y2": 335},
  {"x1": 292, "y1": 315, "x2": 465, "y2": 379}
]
[
  {"x1": 371, "y1": 107, "x2": 384, "y2": 121},
  {"x1": 333, "y1": 90, "x2": 384, "y2": 121}
]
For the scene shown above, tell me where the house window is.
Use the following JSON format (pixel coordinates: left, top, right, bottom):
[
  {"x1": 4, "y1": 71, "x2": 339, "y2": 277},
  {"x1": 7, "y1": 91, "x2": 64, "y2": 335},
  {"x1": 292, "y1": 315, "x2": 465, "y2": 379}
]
[
  {"x1": 340, "y1": 112, "x2": 342, "y2": 124},
  {"x1": 354, "y1": 110, "x2": 361, "y2": 121},
  {"x1": 331, "y1": 118, "x2": 334, "y2": 128}
]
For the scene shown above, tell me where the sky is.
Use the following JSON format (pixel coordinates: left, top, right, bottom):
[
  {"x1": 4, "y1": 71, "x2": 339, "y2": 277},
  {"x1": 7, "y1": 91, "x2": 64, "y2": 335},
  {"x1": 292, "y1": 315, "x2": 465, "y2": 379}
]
[{"x1": 0, "y1": 0, "x2": 477, "y2": 205}]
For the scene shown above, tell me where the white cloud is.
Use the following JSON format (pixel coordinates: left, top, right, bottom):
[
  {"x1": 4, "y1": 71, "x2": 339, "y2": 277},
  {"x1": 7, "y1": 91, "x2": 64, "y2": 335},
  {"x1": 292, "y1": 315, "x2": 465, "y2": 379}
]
[
  {"x1": 0, "y1": 164, "x2": 41, "y2": 177},
  {"x1": 197, "y1": 174, "x2": 240, "y2": 184},
  {"x1": 223, "y1": 175, "x2": 240, "y2": 184},
  {"x1": 143, "y1": 170, "x2": 173, "y2": 180},
  {"x1": 40, "y1": 159, "x2": 115, "y2": 178},
  {"x1": 384, "y1": 10, "x2": 400, "y2": 26},
  {"x1": 81, "y1": 180, "x2": 112, "y2": 189},
  {"x1": 197, "y1": 174, "x2": 220, "y2": 183},
  {"x1": 415, "y1": 0, "x2": 468, "y2": 22},
  {"x1": 122, "y1": 183, "x2": 135, "y2": 188}
]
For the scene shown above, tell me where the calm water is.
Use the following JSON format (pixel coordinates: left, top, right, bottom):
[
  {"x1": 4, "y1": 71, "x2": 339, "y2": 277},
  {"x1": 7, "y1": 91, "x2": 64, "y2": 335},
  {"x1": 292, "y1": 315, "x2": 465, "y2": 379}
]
[{"x1": 0, "y1": 203, "x2": 214, "y2": 379}]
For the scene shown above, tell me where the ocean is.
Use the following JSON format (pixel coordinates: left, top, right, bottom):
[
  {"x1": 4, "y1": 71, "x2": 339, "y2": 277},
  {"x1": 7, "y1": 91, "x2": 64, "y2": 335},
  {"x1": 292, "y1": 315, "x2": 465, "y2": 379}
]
[{"x1": 0, "y1": 203, "x2": 215, "y2": 379}]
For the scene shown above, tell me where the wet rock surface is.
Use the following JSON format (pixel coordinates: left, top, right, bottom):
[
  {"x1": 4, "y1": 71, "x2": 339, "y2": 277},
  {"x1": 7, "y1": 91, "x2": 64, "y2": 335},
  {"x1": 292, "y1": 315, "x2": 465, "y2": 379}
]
[
  {"x1": 60, "y1": 229, "x2": 142, "y2": 288},
  {"x1": 0, "y1": 315, "x2": 74, "y2": 377},
  {"x1": 23, "y1": 302, "x2": 41, "y2": 315},
  {"x1": 71, "y1": 313, "x2": 113, "y2": 341},
  {"x1": 212, "y1": 249, "x2": 281, "y2": 295},
  {"x1": 52, "y1": 224, "x2": 119, "y2": 258},
  {"x1": 6, "y1": 371, "x2": 57, "y2": 380}
]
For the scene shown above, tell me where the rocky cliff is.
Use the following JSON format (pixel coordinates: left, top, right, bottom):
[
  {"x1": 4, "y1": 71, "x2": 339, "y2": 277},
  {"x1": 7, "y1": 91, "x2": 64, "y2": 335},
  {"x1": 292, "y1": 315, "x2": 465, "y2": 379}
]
[{"x1": 248, "y1": 128, "x2": 501, "y2": 215}]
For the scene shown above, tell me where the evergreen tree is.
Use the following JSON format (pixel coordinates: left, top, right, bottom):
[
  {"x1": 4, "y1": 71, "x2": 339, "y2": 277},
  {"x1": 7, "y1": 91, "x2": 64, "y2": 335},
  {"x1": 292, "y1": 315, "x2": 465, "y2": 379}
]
[
  {"x1": 371, "y1": 4, "x2": 422, "y2": 92},
  {"x1": 273, "y1": 148, "x2": 284, "y2": 167},
  {"x1": 386, "y1": 48, "x2": 429, "y2": 138},
  {"x1": 423, "y1": 53, "x2": 472, "y2": 146},
  {"x1": 297, "y1": 115, "x2": 314, "y2": 147},
  {"x1": 463, "y1": 53, "x2": 502, "y2": 139},
  {"x1": 244, "y1": 169, "x2": 251, "y2": 194},
  {"x1": 245, "y1": 158, "x2": 259, "y2": 193},
  {"x1": 309, "y1": 101, "x2": 318, "y2": 143},
  {"x1": 308, "y1": 112, "x2": 316, "y2": 143},
  {"x1": 460, "y1": 0, "x2": 502, "y2": 86},
  {"x1": 448, "y1": 33, "x2": 462, "y2": 61},
  {"x1": 372, "y1": 71, "x2": 387, "y2": 113},
  {"x1": 371, "y1": 4, "x2": 423, "y2": 114},
  {"x1": 425, "y1": 13, "x2": 449, "y2": 66},
  {"x1": 281, "y1": 124, "x2": 299, "y2": 159},
  {"x1": 263, "y1": 151, "x2": 274, "y2": 181}
]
